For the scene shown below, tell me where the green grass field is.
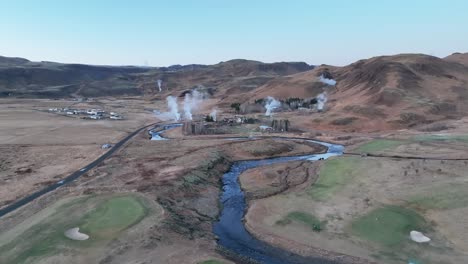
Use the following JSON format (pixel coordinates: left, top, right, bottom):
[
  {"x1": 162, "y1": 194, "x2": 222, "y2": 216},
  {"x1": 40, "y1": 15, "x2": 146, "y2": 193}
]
[
  {"x1": 355, "y1": 139, "x2": 406, "y2": 153},
  {"x1": 0, "y1": 194, "x2": 148, "y2": 264},
  {"x1": 308, "y1": 156, "x2": 360, "y2": 200},
  {"x1": 412, "y1": 134, "x2": 468, "y2": 143},
  {"x1": 351, "y1": 206, "x2": 428, "y2": 247},
  {"x1": 355, "y1": 135, "x2": 468, "y2": 154},
  {"x1": 277, "y1": 211, "x2": 325, "y2": 231},
  {"x1": 408, "y1": 183, "x2": 468, "y2": 210},
  {"x1": 79, "y1": 196, "x2": 146, "y2": 239}
]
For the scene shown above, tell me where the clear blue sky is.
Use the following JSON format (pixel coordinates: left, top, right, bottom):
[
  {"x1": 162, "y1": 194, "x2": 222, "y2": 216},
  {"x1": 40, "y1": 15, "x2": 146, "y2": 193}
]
[{"x1": 1, "y1": 0, "x2": 467, "y2": 66}]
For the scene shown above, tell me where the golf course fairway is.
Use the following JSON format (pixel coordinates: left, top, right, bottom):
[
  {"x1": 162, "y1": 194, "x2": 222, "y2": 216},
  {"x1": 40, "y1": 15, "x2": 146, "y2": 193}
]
[{"x1": 0, "y1": 194, "x2": 149, "y2": 264}]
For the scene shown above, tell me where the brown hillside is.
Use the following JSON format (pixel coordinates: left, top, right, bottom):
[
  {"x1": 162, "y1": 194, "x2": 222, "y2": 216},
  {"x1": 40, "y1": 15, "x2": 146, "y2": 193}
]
[
  {"x1": 444, "y1": 52, "x2": 468, "y2": 67},
  {"x1": 135, "y1": 59, "x2": 313, "y2": 100},
  {"x1": 243, "y1": 54, "x2": 468, "y2": 131}
]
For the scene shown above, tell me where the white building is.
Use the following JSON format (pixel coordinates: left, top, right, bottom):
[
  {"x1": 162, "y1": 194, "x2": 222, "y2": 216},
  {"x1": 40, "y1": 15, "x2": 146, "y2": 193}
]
[{"x1": 87, "y1": 109, "x2": 105, "y2": 115}]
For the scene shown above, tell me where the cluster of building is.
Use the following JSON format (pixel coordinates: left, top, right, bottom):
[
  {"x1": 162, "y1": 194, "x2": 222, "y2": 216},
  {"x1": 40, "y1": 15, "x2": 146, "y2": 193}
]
[
  {"x1": 221, "y1": 115, "x2": 251, "y2": 124},
  {"x1": 47, "y1": 108, "x2": 124, "y2": 120}
]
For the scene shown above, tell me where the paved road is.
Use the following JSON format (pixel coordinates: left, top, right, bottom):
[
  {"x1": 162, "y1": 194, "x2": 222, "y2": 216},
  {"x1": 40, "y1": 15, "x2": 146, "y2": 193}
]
[{"x1": 0, "y1": 123, "x2": 157, "y2": 218}]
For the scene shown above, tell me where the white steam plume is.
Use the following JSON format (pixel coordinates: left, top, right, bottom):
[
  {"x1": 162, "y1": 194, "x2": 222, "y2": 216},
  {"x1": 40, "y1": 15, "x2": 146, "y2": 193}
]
[
  {"x1": 319, "y1": 75, "x2": 336, "y2": 86},
  {"x1": 183, "y1": 90, "x2": 203, "y2": 120},
  {"x1": 183, "y1": 94, "x2": 193, "y2": 120},
  {"x1": 265, "y1": 96, "x2": 281, "y2": 116},
  {"x1": 316, "y1": 92, "x2": 328, "y2": 111},
  {"x1": 157, "y1": 79, "x2": 162, "y2": 92},
  {"x1": 210, "y1": 108, "x2": 217, "y2": 121},
  {"x1": 167, "y1": 96, "x2": 180, "y2": 121}
]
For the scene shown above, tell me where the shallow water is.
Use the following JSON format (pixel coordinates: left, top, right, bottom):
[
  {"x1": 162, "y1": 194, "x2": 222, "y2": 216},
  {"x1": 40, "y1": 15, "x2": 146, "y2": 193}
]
[{"x1": 149, "y1": 123, "x2": 182, "y2": 140}]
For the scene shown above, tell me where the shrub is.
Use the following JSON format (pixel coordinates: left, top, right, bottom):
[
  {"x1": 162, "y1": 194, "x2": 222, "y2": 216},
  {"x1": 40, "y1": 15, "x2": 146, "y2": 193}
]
[
  {"x1": 230, "y1": 103, "x2": 240, "y2": 113},
  {"x1": 254, "y1": 98, "x2": 265, "y2": 104},
  {"x1": 205, "y1": 115, "x2": 214, "y2": 122},
  {"x1": 244, "y1": 117, "x2": 258, "y2": 124}
]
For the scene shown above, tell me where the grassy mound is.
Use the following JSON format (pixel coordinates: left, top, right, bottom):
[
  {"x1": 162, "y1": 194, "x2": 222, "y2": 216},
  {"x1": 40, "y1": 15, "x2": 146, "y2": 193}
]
[
  {"x1": 351, "y1": 206, "x2": 428, "y2": 247},
  {"x1": 0, "y1": 194, "x2": 148, "y2": 263},
  {"x1": 244, "y1": 139, "x2": 293, "y2": 157},
  {"x1": 308, "y1": 156, "x2": 360, "y2": 200},
  {"x1": 79, "y1": 196, "x2": 145, "y2": 239}
]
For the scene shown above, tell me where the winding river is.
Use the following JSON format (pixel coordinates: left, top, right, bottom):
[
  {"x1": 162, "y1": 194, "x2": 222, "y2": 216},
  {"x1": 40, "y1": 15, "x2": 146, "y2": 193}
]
[
  {"x1": 152, "y1": 125, "x2": 344, "y2": 264},
  {"x1": 149, "y1": 123, "x2": 183, "y2": 140}
]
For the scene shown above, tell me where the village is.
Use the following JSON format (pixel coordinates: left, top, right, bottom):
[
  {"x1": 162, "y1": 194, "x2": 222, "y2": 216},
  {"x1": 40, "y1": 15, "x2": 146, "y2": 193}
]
[{"x1": 47, "y1": 107, "x2": 124, "y2": 120}]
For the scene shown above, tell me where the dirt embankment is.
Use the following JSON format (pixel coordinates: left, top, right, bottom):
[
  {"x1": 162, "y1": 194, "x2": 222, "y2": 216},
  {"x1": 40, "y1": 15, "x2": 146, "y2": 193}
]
[{"x1": 240, "y1": 161, "x2": 318, "y2": 200}]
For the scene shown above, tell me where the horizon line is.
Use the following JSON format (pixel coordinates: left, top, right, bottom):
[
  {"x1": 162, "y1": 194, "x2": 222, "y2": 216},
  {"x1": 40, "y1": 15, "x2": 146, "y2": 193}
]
[{"x1": 1, "y1": 51, "x2": 465, "y2": 68}]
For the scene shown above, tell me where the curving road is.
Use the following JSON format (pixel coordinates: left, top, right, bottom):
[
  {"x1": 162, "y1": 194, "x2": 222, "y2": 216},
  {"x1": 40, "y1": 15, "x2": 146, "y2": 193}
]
[{"x1": 0, "y1": 123, "x2": 157, "y2": 218}]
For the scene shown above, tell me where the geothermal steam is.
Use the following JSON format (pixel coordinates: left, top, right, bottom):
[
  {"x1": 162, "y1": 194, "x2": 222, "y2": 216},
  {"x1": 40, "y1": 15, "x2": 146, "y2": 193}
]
[
  {"x1": 210, "y1": 108, "x2": 217, "y2": 121},
  {"x1": 316, "y1": 92, "x2": 328, "y2": 111},
  {"x1": 157, "y1": 79, "x2": 162, "y2": 92},
  {"x1": 265, "y1": 96, "x2": 281, "y2": 116},
  {"x1": 157, "y1": 90, "x2": 205, "y2": 121},
  {"x1": 183, "y1": 90, "x2": 203, "y2": 120},
  {"x1": 167, "y1": 96, "x2": 180, "y2": 121},
  {"x1": 315, "y1": 74, "x2": 336, "y2": 111},
  {"x1": 319, "y1": 75, "x2": 337, "y2": 86}
]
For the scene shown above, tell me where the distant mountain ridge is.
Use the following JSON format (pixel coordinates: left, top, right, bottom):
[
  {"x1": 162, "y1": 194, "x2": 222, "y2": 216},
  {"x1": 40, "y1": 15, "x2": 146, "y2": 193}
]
[
  {"x1": 0, "y1": 56, "x2": 31, "y2": 66},
  {"x1": 0, "y1": 56, "x2": 313, "y2": 98}
]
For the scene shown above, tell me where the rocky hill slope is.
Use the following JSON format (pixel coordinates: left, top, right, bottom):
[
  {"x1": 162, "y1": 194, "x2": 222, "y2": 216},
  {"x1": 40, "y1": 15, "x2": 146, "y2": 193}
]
[{"x1": 238, "y1": 53, "x2": 468, "y2": 131}]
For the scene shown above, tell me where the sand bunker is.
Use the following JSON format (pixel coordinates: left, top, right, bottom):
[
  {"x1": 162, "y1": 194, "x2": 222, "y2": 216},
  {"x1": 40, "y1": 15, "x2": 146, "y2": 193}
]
[
  {"x1": 410, "y1": 231, "x2": 430, "y2": 243},
  {"x1": 64, "y1": 227, "x2": 89, "y2": 241}
]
